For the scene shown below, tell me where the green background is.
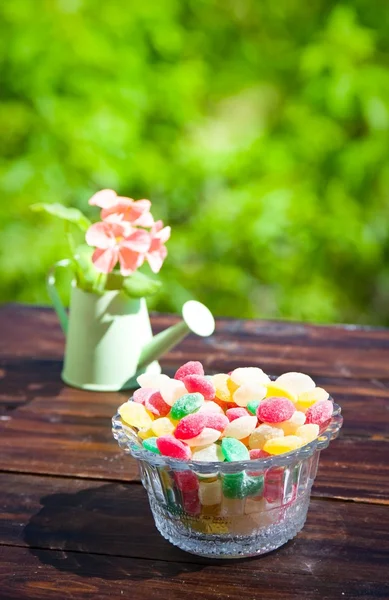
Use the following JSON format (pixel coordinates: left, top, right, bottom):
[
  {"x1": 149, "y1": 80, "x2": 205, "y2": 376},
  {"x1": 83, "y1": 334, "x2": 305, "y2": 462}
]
[{"x1": 1, "y1": 0, "x2": 389, "y2": 324}]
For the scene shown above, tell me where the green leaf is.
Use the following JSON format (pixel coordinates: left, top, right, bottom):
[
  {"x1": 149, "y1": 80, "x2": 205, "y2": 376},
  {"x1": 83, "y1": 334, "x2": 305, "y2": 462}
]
[
  {"x1": 31, "y1": 203, "x2": 91, "y2": 232},
  {"x1": 122, "y1": 271, "x2": 162, "y2": 298},
  {"x1": 73, "y1": 244, "x2": 102, "y2": 292}
]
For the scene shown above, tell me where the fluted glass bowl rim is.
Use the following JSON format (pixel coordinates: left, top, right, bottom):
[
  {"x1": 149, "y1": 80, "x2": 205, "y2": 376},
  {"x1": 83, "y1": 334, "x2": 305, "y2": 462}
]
[{"x1": 112, "y1": 395, "x2": 343, "y2": 473}]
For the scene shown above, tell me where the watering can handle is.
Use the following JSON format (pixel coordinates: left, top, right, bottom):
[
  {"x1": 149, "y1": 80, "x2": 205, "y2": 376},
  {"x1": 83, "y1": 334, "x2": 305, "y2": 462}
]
[{"x1": 46, "y1": 259, "x2": 71, "y2": 334}]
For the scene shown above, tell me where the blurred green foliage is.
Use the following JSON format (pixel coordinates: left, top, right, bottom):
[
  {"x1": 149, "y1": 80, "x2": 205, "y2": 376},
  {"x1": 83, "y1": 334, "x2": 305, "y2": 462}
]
[{"x1": 1, "y1": 0, "x2": 389, "y2": 324}]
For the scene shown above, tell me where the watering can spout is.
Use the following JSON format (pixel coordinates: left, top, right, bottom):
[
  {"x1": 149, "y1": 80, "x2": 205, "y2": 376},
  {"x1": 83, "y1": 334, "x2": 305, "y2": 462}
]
[{"x1": 137, "y1": 301, "x2": 215, "y2": 370}]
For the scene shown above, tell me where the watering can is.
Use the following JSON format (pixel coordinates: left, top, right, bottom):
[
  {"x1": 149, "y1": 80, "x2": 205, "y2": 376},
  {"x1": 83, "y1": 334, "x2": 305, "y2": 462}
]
[{"x1": 47, "y1": 260, "x2": 215, "y2": 391}]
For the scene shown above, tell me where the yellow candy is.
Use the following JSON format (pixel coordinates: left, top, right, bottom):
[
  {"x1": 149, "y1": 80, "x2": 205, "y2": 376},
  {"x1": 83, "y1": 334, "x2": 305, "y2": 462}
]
[
  {"x1": 151, "y1": 417, "x2": 175, "y2": 437},
  {"x1": 263, "y1": 435, "x2": 304, "y2": 455},
  {"x1": 249, "y1": 424, "x2": 284, "y2": 449},
  {"x1": 296, "y1": 387, "x2": 329, "y2": 412},
  {"x1": 119, "y1": 401, "x2": 154, "y2": 430},
  {"x1": 233, "y1": 383, "x2": 267, "y2": 407},
  {"x1": 199, "y1": 480, "x2": 222, "y2": 506},
  {"x1": 296, "y1": 423, "x2": 320, "y2": 444},
  {"x1": 265, "y1": 383, "x2": 297, "y2": 403},
  {"x1": 212, "y1": 373, "x2": 232, "y2": 403},
  {"x1": 272, "y1": 411, "x2": 306, "y2": 435},
  {"x1": 274, "y1": 372, "x2": 315, "y2": 396},
  {"x1": 227, "y1": 377, "x2": 240, "y2": 395},
  {"x1": 138, "y1": 427, "x2": 154, "y2": 440}
]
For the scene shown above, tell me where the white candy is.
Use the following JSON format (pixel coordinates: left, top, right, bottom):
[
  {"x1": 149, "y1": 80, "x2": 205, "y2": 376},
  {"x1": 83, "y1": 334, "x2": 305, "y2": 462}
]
[
  {"x1": 192, "y1": 443, "x2": 224, "y2": 462},
  {"x1": 272, "y1": 411, "x2": 306, "y2": 435},
  {"x1": 137, "y1": 372, "x2": 170, "y2": 389},
  {"x1": 223, "y1": 415, "x2": 258, "y2": 440},
  {"x1": 185, "y1": 428, "x2": 221, "y2": 447},
  {"x1": 199, "y1": 480, "x2": 222, "y2": 506},
  {"x1": 275, "y1": 372, "x2": 315, "y2": 395},
  {"x1": 233, "y1": 384, "x2": 267, "y2": 407},
  {"x1": 249, "y1": 424, "x2": 284, "y2": 450},
  {"x1": 198, "y1": 401, "x2": 224, "y2": 414},
  {"x1": 296, "y1": 423, "x2": 320, "y2": 443},
  {"x1": 230, "y1": 367, "x2": 271, "y2": 387},
  {"x1": 159, "y1": 378, "x2": 187, "y2": 406}
]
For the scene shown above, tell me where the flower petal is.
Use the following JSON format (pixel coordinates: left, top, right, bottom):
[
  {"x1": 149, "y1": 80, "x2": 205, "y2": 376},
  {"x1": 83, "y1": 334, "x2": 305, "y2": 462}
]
[
  {"x1": 156, "y1": 225, "x2": 171, "y2": 244},
  {"x1": 147, "y1": 246, "x2": 167, "y2": 273},
  {"x1": 85, "y1": 222, "x2": 116, "y2": 249},
  {"x1": 118, "y1": 247, "x2": 144, "y2": 276},
  {"x1": 92, "y1": 247, "x2": 118, "y2": 273},
  {"x1": 101, "y1": 198, "x2": 133, "y2": 221},
  {"x1": 122, "y1": 229, "x2": 151, "y2": 253},
  {"x1": 88, "y1": 189, "x2": 117, "y2": 208}
]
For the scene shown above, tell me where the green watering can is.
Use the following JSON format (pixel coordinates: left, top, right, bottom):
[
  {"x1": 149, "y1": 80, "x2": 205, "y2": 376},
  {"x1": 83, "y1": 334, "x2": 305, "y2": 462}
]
[{"x1": 47, "y1": 260, "x2": 215, "y2": 391}]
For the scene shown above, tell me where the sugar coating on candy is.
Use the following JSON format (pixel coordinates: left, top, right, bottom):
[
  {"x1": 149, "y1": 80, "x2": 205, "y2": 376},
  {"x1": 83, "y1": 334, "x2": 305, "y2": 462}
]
[
  {"x1": 151, "y1": 417, "x2": 175, "y2": 437},
  {"x1": 296, "y1": 423, "x2": 320, "y2": 443},
  {"x1": 249, "y1": 449, "x2": 270, "y2": 459},
  {"x1": 133, "y1": 388, "x2": 157, "y2": 404},
  {"x1": 137, "y1": 372, "x2": 170, "y2": 389},
  {"x1": 174, "y1": 413, "x2": 207, "y2": 440},
  {"x1": 138, "y1": 427, "x2": 154, "y2": 440},
  {"x1": 142, "y1": 437, "x2": 161, "y2": 454},
  {"x1": 297, "y1": 387, "x2": 329, "y2": 412},
  {"x1": 202, "y1": 412, "x2": 229, "y2": 432},
  {"x1": 230, "y1": 367, "x2": 271, "y2": 387},
  {"x1": 263, "y1": 435, "x2": 304, "y2": 455},
  {"x1": 160, "y1": 378, "x2": 187, "y2": 407},
  {"x1": 249, "y1": 424, "x2": 284, "y2": 450},
  {"x1": 247, "y1": 399, "x2": 262, "y2": 415},
  {"x1": 198, "y1": 401, "x2": 224, "y2": 415},
  {"x1": 257, "y1": 397, "x2": 295, "y2": 423},
  {"x1": 199, "y1": 480, "x2": 222, "y2": 505},
  {"x1": 174, "y1": 361, "x2": 204, "y2": 381},
  {"x1": 272, "y1": 410, "x2": 306, "y2": 435},
  {"x1": 192, "y1": 443, "x2": 224, "y2": 462},
  {"x1": 275, "y1": 372, "x2": 315, "y2": 396},
  {"x1": 145, "y1": 392, "x2": 171, "y2": 417},
  {"x1": 265, "y1": 383, "x2": 297, "y2": 403},
  {"x1": 233, "y1": 384, "x2": 267, "y2": 407},
  {"x1": 183, "y1": 374, "x2": 216, "y2": 400},
  {"x1": 185, "y1": 427, "x2": 221, "y2": 447},
  {"x1": 223, "y1": 415, "x2": 258, "y2": 440},
  {"x1": 222, "y1": 472, "x2": 246, "y2": 499},
  {"x1": 174, "y1": 471, "x2": 199, "y2": 491},
  {"x1": 156, "y1": 435, "x2": 191, "y2": 460},
  {"x1": 221, "y1": 437, "x2": 250, "y2": 462},
  {"x1": 170, "y1": 392, "x2": 204, "y2": 420},
  {"x1": 212, "y1": 373, "x2": 232, "y2": 403},
  {"x1": 305, "y1": 400, "x2": 333, "y2": 426},
  {"x1": 119, "y1": 401, "x2": 154, "y2": 430},
  {"x1": 226, "y1": 407, "x2": 249, "y2": 421}
]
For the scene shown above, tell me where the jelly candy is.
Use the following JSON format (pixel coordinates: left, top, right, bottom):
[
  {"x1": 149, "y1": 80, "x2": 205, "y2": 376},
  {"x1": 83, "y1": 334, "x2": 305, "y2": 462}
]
[
  {"x1": 202, "y1": 412, "x2": 229, "y2": 432},
  {"x1": 142, "y1": 437, "x2": 161, "y2": 454},
  {"x1": 245, "y1": 475, "x2": 264, "y2": 497},
  {"x1": 230, "y1": 367, "x2": 271, "y2": 387},
  {"x1": 233, "y1": 384, "x2": 267, "y2": 407},
  {"x1": 119, "y1": 401, "x2": 154, "y2": 430},
  {"x1": 274, "y1": 372, "x2": 315, "y2": 395},
  {"x1": 156, "y1": 435, "x2": 191, "y2": 460},
  {"x1": 174, "y1": 470, "x2": 199, "y2": 491},
  {"x1": 212, "y1": 373, "x2": 232, "y2": 402},
  {"x1": 198, "y1": 401, "x2": 224, "y2": 414},
  {"x1": 226, "y1": 407, "x2": 249, "y2": 421},
  {"x1": 249, "y1": 424, "x2": 284, "y2": 449},
  {"x1": 160, "y1": 378, "x2": 187, "y2": 406},
  {"x1": 174, "y1": 361, "x2": 204, "y2": 381},
  {"x1": 170, "y1": 392, "x2": 204, "y2": 420},
  {"x1": 221, "y1": 438, "x2": 250, "y2": 462},
  {"x1": 305, "y1": 400, "x2": 333, "y2": 427},
  {"x1": 273, "y1": 410, "x2": 306, "y2": 435},
  {"x1": 145, "y1": 392, "x2": 171, "y2": 417},
  {"x1": 249, "y1": 449, "x2": 270, "y2": 459},
  {"x1": 265, "y1": 382, "x2": 297, "y2": 403},
  {"x1": 133, "y1": 387, "x2": 157, "y2": 404},
  {"x1": 296, "y1": 423, "x2": 320, "y2": 443},
  {"x1": 192, "y1": 443, "x2": 225, "y2": 462},
  {"x1": 185, "y1": 427, "x2": 221, "y2": 447},
  {"x1": 183, "y1": 374, "x2": 216, "y2": 400},
  {"x1": 137, "y1": 372, "x2": 170, "y2": 389},
  {"x1": 297, "y1": 387, "x2": 329, "y2": 412},
  {"x1": 263, "y1": 435, "x2": 304, "y2": 455},
  {"x1": 199, "y1": 480, "x2": 222, "y2": 505},
  {"x1": 174, "y1": 413, "x2": 207, "y2": 440},
  {"x1": 151, "y1": 417, "x2": 175, "y2": 437},
  {"x1": 182, "y1": 489, "x2": 201, "y2": 515},
  {"x1": 223, "y1": 415, "x2": 258, "y2": 440},
  {"x1": 222, "y1": 472, "x2": 246, "y2": 499},
  {"x1": 246, "y1": 398, "x2": 262, "y2": 415},
  {"x1": 257, "y1": 397, "x2": 295, "y2": 423},
  {"x1": 138, "y1": 427, "x2": 154, "y2": 440}
]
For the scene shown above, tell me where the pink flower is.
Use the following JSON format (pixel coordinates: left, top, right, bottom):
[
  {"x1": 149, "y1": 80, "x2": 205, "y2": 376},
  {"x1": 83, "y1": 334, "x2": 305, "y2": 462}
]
[
  {"x1": 88, "y1": 190, "x2": 154, "y2": 228},
  {"x1": 146, "y1": 220, "x2": 171, "y2": 273},
  {"x1": 85, "y1": 221, "x2": 151, "y2": 275}
]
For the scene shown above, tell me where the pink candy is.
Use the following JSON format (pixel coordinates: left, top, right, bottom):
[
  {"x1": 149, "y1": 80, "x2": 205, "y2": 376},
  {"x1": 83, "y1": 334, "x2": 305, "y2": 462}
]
[
  {"x1": 174, "y1": 413, "x2": 206, "y2": 440},
  {"x1": 156, "y1": 435, "x2": 191, "y2": 460},
  {"x1": 174, "y1": 471, "x2": 199, "y2": 491},
  {"x1": 305, "y1": 400, "x2": 333, "y2": 427},
  {"x1": 174, "y1": 361, "x2": 204, "y2": 381},
  {"x1": 183, "y1": 374, "x2": 216, "y2": 400},
  {"x1": 133, "y1": 388, "x2": 156, "y2": 404},
  {"x1": 226, "y1": 407, "x2": 249, "y2": 421},
  {"x1": 203, "y1": 412, "x2": 229, "y2": 432},
  {"x1": 145, "y1": 392, "x2": 171, "y2": 417},
  {"x1": 249, "y1": 449, "x2": 270, "y2": 459},
  {"x1": 257, "y1": 397, "x2": 295, "y2": 423}
]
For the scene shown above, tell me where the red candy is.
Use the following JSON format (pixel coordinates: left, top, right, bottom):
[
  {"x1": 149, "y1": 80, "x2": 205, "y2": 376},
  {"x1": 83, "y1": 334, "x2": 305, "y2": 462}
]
[
  {"x1": 226, "y1": 407, "x2": 249, "y2": 422},
  {"x1": 249, "y1": 449, "x2": 270, "y2": 459},
  {"x1": 133, "y1": 388, "x2": 156, "y2": 404},
  {"x1": 305, "y1": 400, "x2": 333, "y2": 427},
  {"x1": 203, "y1": 412, "x2": 229, "y2": 432},
  {"x1": 174, "y1": 361, "x2": 204, "y2": 381},
  {"x1": 182, "y1": 489, "x2": 201, "y2": 515},
  {"x1": 145, "y1": 392, "x2": 171, "y2": 417},
  {"x1": 257, "y1": 397, "x2": 295, "y2": 423},
  {"x1": 174, "y1": 413, "x2": 206, "y2": 440},
  {"x1": 183, "y1": 374, "x2": 215, "y2": 400},
  {"x1": 156, "y1": 435, "x2": 191, "y2": 460},
  {"x1": 174, "y1": 471, "x2": 199, "y2": 491}
]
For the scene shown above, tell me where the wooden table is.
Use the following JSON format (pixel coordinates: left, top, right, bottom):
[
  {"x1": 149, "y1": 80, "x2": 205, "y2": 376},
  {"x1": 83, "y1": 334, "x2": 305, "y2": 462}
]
[{"x1": 0, "y1": 304, "x2": 388, "y2": 600}]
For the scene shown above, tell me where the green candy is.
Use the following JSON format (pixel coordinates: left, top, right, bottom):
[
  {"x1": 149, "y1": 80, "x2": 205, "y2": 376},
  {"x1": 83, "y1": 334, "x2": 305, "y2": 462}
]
[
  {"x1": 245, "y1": 475, "x2": 264, "y2": 497},
  {"x1": 142, "y1": 437, "x2": 161, "y2": 454},
  {"x1": 170, "y1": 393, "x2": 204, "y2": 420},
  {"x1": 247, "y1": 399, "x2": 262, "y2": 415},
  {"x1": 221, "y1": 437, "x2": 250, "y2": 462},
  {"x1": 222, "y1": 472, "x2": 246, "y2": 499}
]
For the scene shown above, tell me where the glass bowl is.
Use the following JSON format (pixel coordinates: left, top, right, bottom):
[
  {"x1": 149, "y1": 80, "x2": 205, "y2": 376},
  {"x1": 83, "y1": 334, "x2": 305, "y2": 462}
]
[{"x1": 112, "y1": 402, "x2": 343, "y2": 558}]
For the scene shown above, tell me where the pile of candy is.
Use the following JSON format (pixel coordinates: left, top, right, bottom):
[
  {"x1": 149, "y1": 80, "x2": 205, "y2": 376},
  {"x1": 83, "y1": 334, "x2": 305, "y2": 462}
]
[{"x1": 118, "y1": 362, "x2": 333, "y2": 463}]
